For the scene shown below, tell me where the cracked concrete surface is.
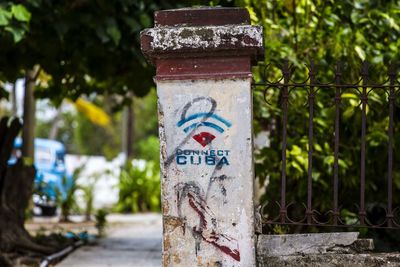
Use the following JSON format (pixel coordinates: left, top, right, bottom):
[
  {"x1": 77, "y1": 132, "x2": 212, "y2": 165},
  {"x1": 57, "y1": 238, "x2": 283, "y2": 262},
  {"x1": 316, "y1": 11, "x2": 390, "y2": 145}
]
[
  {"x1": 57, "y1": 214, "x2": 162, "y2": 267},
  {"x1": 257, "y1": 232, "x2": 360, "y2": 256}
]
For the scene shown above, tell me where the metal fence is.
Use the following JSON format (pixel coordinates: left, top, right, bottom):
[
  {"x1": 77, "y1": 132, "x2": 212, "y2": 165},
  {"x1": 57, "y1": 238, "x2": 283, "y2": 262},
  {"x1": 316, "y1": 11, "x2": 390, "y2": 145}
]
[{"x1": 253, "y1": 60, "x2": 400, "y2": 230}]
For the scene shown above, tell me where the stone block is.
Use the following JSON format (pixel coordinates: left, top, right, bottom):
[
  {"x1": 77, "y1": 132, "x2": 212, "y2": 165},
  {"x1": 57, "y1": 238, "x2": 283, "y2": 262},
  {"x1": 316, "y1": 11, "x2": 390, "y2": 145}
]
[
  {"x1": 257, "y1": 253, "x2": 400, "y2": 267},
  {"x1": 257, "y1": 232, "x2": 360, "y2": 257}
]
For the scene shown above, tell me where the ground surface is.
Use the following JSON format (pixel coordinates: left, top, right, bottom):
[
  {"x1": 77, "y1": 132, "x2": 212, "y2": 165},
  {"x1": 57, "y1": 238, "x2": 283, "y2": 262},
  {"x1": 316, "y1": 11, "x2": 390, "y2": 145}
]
[
  {"x1": 26, "y1": 215, "x2": 97, "y2": 236},
  {"x1": 57, "y1": 213, "x2": 162, "y2": 267}
]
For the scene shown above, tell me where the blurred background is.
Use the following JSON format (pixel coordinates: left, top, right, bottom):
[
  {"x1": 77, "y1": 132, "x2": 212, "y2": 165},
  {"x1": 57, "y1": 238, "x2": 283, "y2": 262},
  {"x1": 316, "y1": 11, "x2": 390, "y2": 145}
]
[{"x1": 0, "y1": 0, "x2": 399, "y2": 265}]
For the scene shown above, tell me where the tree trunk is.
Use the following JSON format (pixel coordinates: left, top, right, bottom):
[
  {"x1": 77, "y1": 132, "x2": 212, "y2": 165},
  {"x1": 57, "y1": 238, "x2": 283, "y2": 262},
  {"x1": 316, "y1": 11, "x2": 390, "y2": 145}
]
[
  {"x1": 121, "y1": 98, "x2": 135, "y2": 162},
  {"x1": 22, "y1": 67, "x2": 39, "y2": 161},
  {"x1": 48, "y1": 106, "x2": 62, "y2": 139},
  {"x1": 11, "y1": 81, "x2": 17, "y2": 116},
  {"x1": 126, "y1": 99, "x2": 134, "y2": 159},
  {"x1": 0, "y1": 117, "x2": 53, "y2": 256},
  {"x1": 85, "y1": 193, "x2": 93, "y2": 222}
]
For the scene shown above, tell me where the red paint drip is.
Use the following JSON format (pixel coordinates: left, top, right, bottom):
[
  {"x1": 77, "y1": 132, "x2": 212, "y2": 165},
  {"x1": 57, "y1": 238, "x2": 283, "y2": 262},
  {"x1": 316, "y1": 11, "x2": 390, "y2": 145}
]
[
  {"x1": 193, "y1": 229, "x2": 241, "y2": 262},
  {"x1": 208, "y1": 243, "x2": 240, "y2": 262},
  {"x1": 192, "y1": 132, "x2": 216, "y2": 147},
  {"x1": 185, "y1": 191, "x2": 241, "y2": 262},
  {"x1": 187, "y1": 192, "x2": 207, "y2": 228}
]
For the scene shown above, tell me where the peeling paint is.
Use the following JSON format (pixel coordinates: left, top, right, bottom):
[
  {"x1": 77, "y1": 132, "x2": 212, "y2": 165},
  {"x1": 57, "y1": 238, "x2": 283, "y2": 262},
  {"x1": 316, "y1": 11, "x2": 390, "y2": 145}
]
[{"x1": 141, "y1": 25, "x2": 263, "y2": 53}]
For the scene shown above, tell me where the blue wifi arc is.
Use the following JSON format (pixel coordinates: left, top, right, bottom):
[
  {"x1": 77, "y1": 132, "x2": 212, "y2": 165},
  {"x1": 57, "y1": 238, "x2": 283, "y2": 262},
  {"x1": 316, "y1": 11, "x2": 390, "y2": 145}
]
[{"x1": 177, "y1": 113, "x2": 232, "y2": 133}]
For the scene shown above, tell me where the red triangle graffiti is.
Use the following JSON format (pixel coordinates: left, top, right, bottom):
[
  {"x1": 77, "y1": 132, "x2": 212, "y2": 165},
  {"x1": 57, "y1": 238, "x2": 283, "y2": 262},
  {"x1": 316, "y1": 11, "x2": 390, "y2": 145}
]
[{"x1": 192, "y1": 132, "x2": 216, "y2": 147}]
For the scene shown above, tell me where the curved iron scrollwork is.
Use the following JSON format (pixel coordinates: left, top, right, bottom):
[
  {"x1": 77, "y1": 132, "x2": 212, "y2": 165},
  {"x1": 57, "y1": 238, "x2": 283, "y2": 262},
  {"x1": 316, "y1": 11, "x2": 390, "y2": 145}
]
[
  {"x1": 253, "y1": 60, "x2": 400, "y2": 230},
  {"x1": 261, "y1": 201, "x2": 400, "y2": 229}
]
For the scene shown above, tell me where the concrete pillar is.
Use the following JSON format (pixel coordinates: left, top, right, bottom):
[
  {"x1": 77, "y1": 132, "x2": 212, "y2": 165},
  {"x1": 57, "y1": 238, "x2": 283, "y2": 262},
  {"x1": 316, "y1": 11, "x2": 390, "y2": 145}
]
[{"x1": 141, "y1": 7, "x2": 263, "y2": 267}]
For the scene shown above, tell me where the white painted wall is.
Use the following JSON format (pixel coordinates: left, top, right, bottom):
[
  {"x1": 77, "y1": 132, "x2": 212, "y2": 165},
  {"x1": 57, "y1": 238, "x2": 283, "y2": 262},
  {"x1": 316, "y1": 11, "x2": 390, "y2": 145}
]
[
  {"x1": 157, "y1": 79, "x2": 255, "y2": 266},
  {"x1": 65, "y1": 154, "x2": 121, "y2": 210}
]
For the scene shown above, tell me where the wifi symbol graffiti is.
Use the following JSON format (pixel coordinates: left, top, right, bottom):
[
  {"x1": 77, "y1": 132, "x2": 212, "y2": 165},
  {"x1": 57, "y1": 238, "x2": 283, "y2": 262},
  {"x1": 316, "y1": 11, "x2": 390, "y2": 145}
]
[{"x1": 177, "y1": 112, "x2": 232, "y2": 147}]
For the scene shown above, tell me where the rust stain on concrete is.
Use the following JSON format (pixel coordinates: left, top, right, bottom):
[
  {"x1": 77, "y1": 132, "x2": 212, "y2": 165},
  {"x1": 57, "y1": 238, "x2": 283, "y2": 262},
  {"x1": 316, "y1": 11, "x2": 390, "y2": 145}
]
[
  {"x1": 163, "y1": 253, "x2": 171, "y2": 267},
  {"x1": 164, "y1": 235, "x2": 171, "y2": 251},
  {"x1": 164, "y1": 216, "x2": 185, "y2": 232},
  {"x1": 162, "y1": 200, "x2": 170, "y2": 214},
  {"x1": 163, "y1": 235, "x2": 171, "y2": 267},
  {"x1": 173, "y1": 254, "x2": 181, "y2": 264}
]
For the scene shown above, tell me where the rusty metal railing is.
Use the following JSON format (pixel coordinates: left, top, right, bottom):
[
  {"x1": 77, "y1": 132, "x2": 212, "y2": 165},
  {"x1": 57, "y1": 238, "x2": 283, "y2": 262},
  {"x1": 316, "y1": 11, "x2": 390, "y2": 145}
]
[{"x1": 253, "y1": 60, "x2": 400, "y2": 230}]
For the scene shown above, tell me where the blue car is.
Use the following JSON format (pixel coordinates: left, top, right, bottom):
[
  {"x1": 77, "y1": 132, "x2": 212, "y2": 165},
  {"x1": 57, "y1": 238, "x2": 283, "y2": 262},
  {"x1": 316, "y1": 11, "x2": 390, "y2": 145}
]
[{"x1": 9, "y1": 138, "x2": 72, "y2": 216}]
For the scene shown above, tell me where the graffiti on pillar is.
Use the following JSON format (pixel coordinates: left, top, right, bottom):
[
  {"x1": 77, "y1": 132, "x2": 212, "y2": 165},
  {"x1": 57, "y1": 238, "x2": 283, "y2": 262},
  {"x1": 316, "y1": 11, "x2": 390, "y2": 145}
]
[
  {"x1": 165, "y1": 97, "x2": 232, "y2": 167},
  {"x1": 175, "y1": 149, "x2": 230, "y2": 166},
  {"x1": 166, "y1": 96, "x2": 240, "y2": 261},
  {"x1": 173, "y1": 97, "x2": 232, "y2": 166},
  {"x1": 175, "y1": 181, "x2": 240, "y2": 262},
  {"x1": 176, "y1": 109, "x2": 232, "y2": 147}
]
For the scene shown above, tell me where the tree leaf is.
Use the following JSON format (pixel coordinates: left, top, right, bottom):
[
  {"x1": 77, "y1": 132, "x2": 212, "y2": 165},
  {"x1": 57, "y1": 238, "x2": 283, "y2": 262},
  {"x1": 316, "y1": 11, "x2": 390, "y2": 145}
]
[
  {"x1": 0, "y1": 7, "x2": 12, "y2": 26},
  {"x1": 5, "y1": 26, "x2": 25, "y2": 42},
  {"x1": 354, "y1": 45, "x2": 366, "y2": 60},
  {"x1": 0, "y1": 86, "x2": 9, "y2": 100},
  {"x1": 105, "y1": 19, "x2": 121, "y2": 45},
  {"x1": 11, "y1": 4, "x2": 31, "y2": 22},
  {"x1": 122, "y1": 16, "x2": 140, "y2": 32},
  {"x1": 95, "y1": 26, "x2": 109, "y2": 43},
  {"x1": 139, "y1": 13, "x2": 151, "y2": 28},
  {"x1": 107, "y1": 26, "x2": 121, "y2": 45}
]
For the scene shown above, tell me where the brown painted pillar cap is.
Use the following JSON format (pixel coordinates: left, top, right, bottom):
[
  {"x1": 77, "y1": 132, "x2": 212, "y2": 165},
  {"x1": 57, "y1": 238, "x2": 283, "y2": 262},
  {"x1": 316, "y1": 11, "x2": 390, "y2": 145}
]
[
  {"x1": 140, "y1": 7, "x2": 264, "y2": 80},
  {"x1": 140, "y1": 7, "x2": 264, "y2": 65},
  {"x1": 154, "y1": 7, "x2": 250, "y2": 27}
]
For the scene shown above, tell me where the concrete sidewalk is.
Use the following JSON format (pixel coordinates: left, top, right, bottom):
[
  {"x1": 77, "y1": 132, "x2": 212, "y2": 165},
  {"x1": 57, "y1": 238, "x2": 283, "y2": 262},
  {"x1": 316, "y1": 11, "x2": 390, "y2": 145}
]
[{"x1": 57, "y1": 213, "x2": 162, "y2": 267}]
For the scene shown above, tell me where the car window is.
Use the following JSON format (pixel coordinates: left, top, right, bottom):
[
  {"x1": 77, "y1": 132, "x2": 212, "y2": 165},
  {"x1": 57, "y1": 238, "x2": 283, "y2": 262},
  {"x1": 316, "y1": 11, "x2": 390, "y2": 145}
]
[
  {"x1": 35, "y1": 147, "x2": 54, "y2": 165},
  {"x1": 55, "y1": 152, "x2": 65, "y2": 165}
]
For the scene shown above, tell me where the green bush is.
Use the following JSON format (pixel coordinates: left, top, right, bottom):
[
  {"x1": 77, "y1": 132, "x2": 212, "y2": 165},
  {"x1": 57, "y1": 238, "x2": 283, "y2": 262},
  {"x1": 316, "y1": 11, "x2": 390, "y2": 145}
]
[
  {"x1": 95, "y1": 208, "x2": 108, "y2": 237},
  {"x1": 59, "y1": 166, "x2": 83, "y2": 221},
  {"x1": 136, "y1": 136, "x2": 159, "y2": 161},
  {"x1": 115, "y1": 159, "x2": 160, "y2": 213}
]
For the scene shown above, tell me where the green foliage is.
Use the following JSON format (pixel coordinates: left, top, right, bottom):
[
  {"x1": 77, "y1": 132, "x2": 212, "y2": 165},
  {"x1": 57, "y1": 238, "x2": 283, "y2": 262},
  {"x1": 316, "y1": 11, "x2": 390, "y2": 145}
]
[
  {"x1": 74, "y1": 110, "x2": 121, "y2": 159},
  {"x1": 59, "y1": 166, "x2": 83, "y2": 221},
  {"x1": 95, "y1": 208, "x2": 108, "y2": 237},
  {"x1": 133, "y1": 88, "x2": 159, "y2": 159},
  {"x1": 0, "y1": 3, "x2": 31, "y2": 42},
  {"x1": 272, "y1": 225, "x2": 289, "y2": 235},
  {"x1": 206, "y1": 0, "x2": 400, "y2": 70},
  {"x1": 81, "y1": 173, "x2": 101, "y2": 221},
  {"x1": 0, "y1": 1, "x2": 187, "y2": 106},
  {"x1": 136, "y1": 136, "x2": 160, "y2": 162},
  {"x1": 36, "y1": 110, "x2": 79, "y2": 153},
  {"x1": 116, "y1": 160, "x2": 160, "y2": 213},
  {"x1": 237, "y1": 0, "x2": 400, "y2": 250},
  {"x1": 133, "y1": 88, "x2": 159, "y2": 143},
  {"x1": 11, "y1": 5, "x2": 31, "y2": 23},
  {"x1": 35, "y1": 89, "x2": 160, "y2": 160},
  {"x1": 35, "y1": 97, "x2": 123, "y2": 157},
  {"x1": 1, "y1": 0, "x2": 397, "y2": 251}
]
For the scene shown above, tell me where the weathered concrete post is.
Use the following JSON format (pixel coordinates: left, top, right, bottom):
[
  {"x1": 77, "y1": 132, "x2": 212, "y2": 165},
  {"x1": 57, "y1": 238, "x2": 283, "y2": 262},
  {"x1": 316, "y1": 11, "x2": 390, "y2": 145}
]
[{"x1": 141, "y1": 7, "x2": 263, "y2": 266}]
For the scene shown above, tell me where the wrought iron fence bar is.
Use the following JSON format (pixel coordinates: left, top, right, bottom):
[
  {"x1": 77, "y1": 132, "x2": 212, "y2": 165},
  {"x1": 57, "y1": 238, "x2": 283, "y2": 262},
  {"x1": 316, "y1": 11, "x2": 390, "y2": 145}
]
[
  {"x1": 306, "y1": 61, "x2": 316, "y2": 224},
  {"x1": 387, "y1": 64, "x2": 397, "y2": 227},
  {"x1": 252, "y1": 83, "x2": 397, "y2": 89},
  {"x1": 264, "y1": 221, "x2": 400, "y2": 230},
  {"x1": 279, "y1": 60, "x2": 290, "y2": 223},
  {"x1": 333, "y1": 62, "x2": 342, "y2": 226},
  {"x1": 359, "y1": 62, "x2": 369, "y2": 226},
  {"x1": 255, "y1": 60, "x2": 400, "y2": 230}
]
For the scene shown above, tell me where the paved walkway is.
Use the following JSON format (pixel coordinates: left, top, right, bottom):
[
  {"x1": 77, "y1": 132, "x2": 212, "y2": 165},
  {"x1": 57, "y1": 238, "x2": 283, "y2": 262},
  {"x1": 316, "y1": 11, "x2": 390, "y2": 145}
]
[{"x1": 58, "y1": 213, "x2": 162, "y2": 267}]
